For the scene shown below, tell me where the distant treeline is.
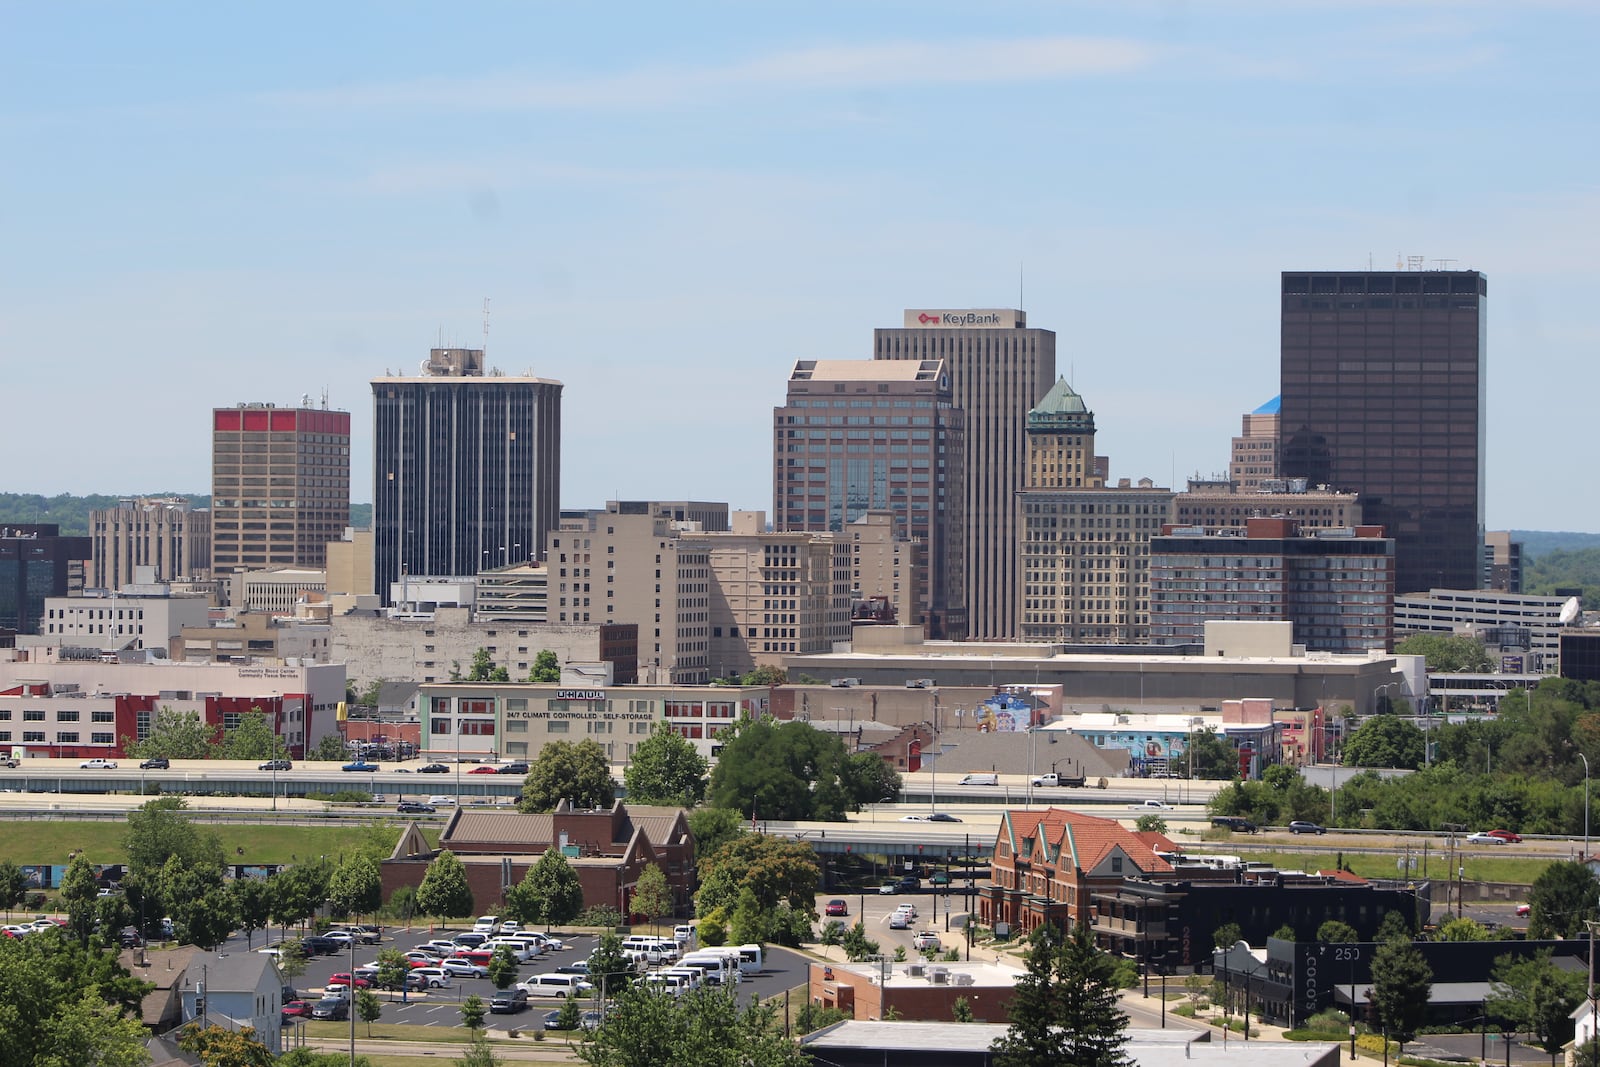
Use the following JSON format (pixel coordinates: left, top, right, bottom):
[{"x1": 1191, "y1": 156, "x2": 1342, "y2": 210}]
[
  {"x1": 0, "y1": 492, "x2": 370, "y2": 535},
  {"x1": 1526, "y1": 547, "x2": 1600, "y2": 609}
]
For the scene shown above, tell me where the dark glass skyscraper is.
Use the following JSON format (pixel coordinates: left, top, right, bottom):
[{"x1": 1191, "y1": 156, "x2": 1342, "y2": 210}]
[
  {"x1": 372, "y1": 349, "x2": 561, "y2": 604},
  {"x1": 1279, "y1": 270, "x2": 1485, "y2": 594}
]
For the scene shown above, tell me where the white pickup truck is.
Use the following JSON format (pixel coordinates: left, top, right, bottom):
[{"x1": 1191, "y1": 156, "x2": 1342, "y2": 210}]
[
  {"x1": 1127, "y1": 799, "x2": 1173, "y2": 811},
  {"x1": 1029, "y1": 772, "x2": 1085, "y2": 788}
]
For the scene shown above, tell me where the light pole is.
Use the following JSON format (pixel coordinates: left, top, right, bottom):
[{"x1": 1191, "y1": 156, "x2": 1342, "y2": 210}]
[
  {"x1": 1582, "y1": 753, "x2": 1592, "y2": 861},
  {"x1": 1373, "y1": 681, "x2": 1400, "y2": 715}
]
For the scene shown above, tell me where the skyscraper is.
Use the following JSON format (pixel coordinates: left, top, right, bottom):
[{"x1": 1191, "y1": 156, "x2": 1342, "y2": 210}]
[
  {"x1": 875, "y1": 309, "x2": 1055, "y2": 639},
  {"x1": 773, "y1": 358, "x2": 965, "y2": 638},
  {"x1": 372, "y1": 349, "x2": 561, "y2": 604},
  {"x1": 211, "y1": 403, "x2": 350, "y2": 580},
  {"x1": 1279, "y1": 269, "x2": 1486, "y2": 593}
]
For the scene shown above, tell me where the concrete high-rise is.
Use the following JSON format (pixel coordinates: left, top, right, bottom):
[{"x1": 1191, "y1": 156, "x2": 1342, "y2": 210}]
[
  {"x1": 372, "y1": 349, "x2": 561, "y2": 604},
  {"x1": 91, "y1": 497, "x2": 211, "y2": 589},
  {"x1": 773, "y1": 358, "x2": 964, "y2": 638},
  {"x1": 875, "y1": 309, "x2": 1055, "y2": 639},
  {"x1": 1279, "y1": 269, "x2": 1486, "y2": 593},
  {"x1": 212, "y1": 403, "x2": 350, "y2": 579}
]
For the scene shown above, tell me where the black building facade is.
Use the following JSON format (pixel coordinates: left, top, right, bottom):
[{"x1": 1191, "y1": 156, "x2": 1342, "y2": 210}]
[
  {"x1": 0, "y1": 525, "x2": 91, "y2": 633},
  {"x1": 371, "y1": 350, "x2": 562, "y2": 606},
  {"x1": 1279, "y1": 270, "x2": 1486, "y2": 594}
]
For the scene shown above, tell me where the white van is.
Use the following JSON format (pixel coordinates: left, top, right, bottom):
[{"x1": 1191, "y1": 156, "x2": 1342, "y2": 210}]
[
  {"x1": 680, "y1": 951, "x2": 740, "y2": 986},
  {"x1": 958, "y1": 773, "x2": 998, "y2": 786},
  {"x1": 519, "y1": 973, "x2": 594, "y2": 997},
  {"x1": 472, "y1": 915, "x2": 500, "y2": 935},
  {"x1": 735, "y1": 944, "x2": 763, "y2": 975}
]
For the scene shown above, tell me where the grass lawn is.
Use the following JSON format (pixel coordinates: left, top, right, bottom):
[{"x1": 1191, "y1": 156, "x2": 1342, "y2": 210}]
[
  {"x1": 302, "y1": 1019, "x2": 585, "y2": 1047},
  {"x1": 1222, "y1": 848, "x2": 1551, "y2": 886},
  {"x1": 0, "y1": 819, "x2": 439, "y2": 865}
]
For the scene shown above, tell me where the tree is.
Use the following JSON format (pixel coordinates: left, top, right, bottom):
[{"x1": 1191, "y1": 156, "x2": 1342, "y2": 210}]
[
  {"x1": 840, "y1": 751, "x2": 902, "y2": 808},
  {"x1": 216, "y1": 711, "x2": 288, "y2": 762},
  {"x1": 840, "y1": 921, "x2": 878, "y2": 962},
  {"x1": 175, "y1": 1023, "x2": 275, "y2": 1067},
  {"x1": 415, "y1": 850, "x2": 474, "y2": 924},
  {"x1": 268, "y1": 856, "x2": 333, "y2": 936},
  {"x1": 694, "y1": 833, "x2": 819, "y2": 918},
  {"x1": 454, "y1": 1034, "x2": 503, "y2": 1067},
  {"x1": 686, "y1": 807, "x2": 745, "y2": 862},
  {"x1": 708, "y1": 716, "x2": 883, "y2": 821},
  {"x1": 1317, "y1": 920, "x2": 1359, "y2": 943},
  {"x1": 124, "y1": 707, "x2": 216, "y2": 760},
  {"x1": 161, "y1": 856, "x2": 235, "y2": 949},
  {"x1": 529, "y1": 650, "x2": 560, "y2": 683},
  {"x1": 1211, "y1": 922, "x2": 1242, "y2": 953},
  {"x1": 59, "y1": 854, "x2": 100, "y2": 945},
  {"x1": 503, "y1": 848, "x2": 582, "y2": 927},
  {"x1": 1396, "y1": 633, "x2": 1492, "y2": 673},
  {"x1": 1134, "y1": 814, "x2": 1167, "y2": 834},
  {"x1": 740, "y1": 665, "x2": 787, "y2": 686},
  {"x1": 460, "y1": 993, "x2": 487, "y2": 1032},
  {"x1": 1184, "y1": 728, "x2": 1239, "y2": 780},
  {"x1": 953, "y1": 996, "x2": 975, "y2": 1022},
  {"x1": 587, "y1": 931, "x2": 635, "y2": 996},
  {"x1": 0, "y1": 859, "x2": 26, "y2": 919},
  {"x1": 518, "y1": 739, "x2": 616, "y2": 813},
  {"x1": 631, "y1": 863, "x2": 674, "y2": 931},
  {"x1": 1369, "y1": 937, "x2": 1433, "y2": 1055},
  {"x1": 1272, "y1": 923, "x2": 1297, "y2": 942},
  {"x1": 1438, "y1": 917, "x2": 1491, "y2": 941},
  {"x1": 729, "y1": 887, "x2": 766, "y2": 947},
  {"x1": 309, "y1": 734, "x2": 347, "y2": 761},
  {"x1": 555, "y1": 993, "x2": 582, "y2": 1031},
  {"x1": 229, "y1": 877, "x2": 273, "y2": 948},
  {"x1": 623, "y1": 725, "x2": 710, "y2": 806},
  {"x1": 1343, "y1": 716, "x2": 1425, "y2": 769},
  {"x1": 125, "y1": 797, "x2": 225, "y2": 889},
  {"x1": 356, "y1": 988, "x2": 383, "y2": 1035},
  {"x1": 1527, "y1": 861, "x2": 1600, "y2": 939},
  {"x1": 1377, "y1": 909, "x2": 1413, "y2": 942},
  {"x1": 374, "y1": 948, "x2": 410, "y2": 997},
  {"x1": 327, "y1": 854, "x2": 382, "y2": 919},
  {"x1": 465, "y1": 648, "x2": 509, "y2": 683},
  {"x1": 1488, "y1": 950, "x2": 1585, "y2": 1053},
  {"x1": 34, "y1": 987, "x2": 152, "y2": 1067},
  {"x1": 577, "y1": 985, "x2": 806, "y2": 1067},
  {"x1": 275, "y1": 940, "x2": 307, "y2": 983},
  {"x1": 479, "y1": 945, "x2": 515, "y2": 990},
  {"x1": 992, "y1": 922, "x2": 1129, "y2": 1067}
]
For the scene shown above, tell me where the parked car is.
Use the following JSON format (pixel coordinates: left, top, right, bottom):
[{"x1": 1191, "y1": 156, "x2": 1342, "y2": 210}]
[
  {"x1": 543, "y1": 1006, "x2": 602, "y2": 1030},
  {"x1": 468, "y1": 765, "x2": 500, "y2": 775},
  {"x1": 1487, "y1": 829, "x2": 1523, "y2": 843},
  {"x1": 322, "y1": 930, "x2": 356, "y2": 947},
  {"x1": 139, "y1": 757, "x2": 170, "y2": 770},
  {"x1": 259, "y1": 759, "x2": 292, "y2": 771},
  {"x1": 325, "y1": 972, "x2": 370, "y2": 989},
  {"x1": 311, "y1": 997, "x2": 348, "y2": 1021},
  {"x1": 1516, "y1": 904, "x2": 1532, "y2": 917},
  {"x1": 427, "y1": 795, "x2": 456, "y2": 806},
  {"x1": 79, "y1": 758, "x2": 118, "y2": 770},
  {"x1": 496, "y1": 762, "x2": 529, "y2": 775},
  {"x1": 439, "y1": 958, "x2": 488, "y2": 979},
  {"x1": 1287, "y1": 821, "x2": 1326, "y2": 835},
  {"x1": 341, "y1": 760, "x2": 379, "y2": 772},
  {"x1": 281, "y1": 1000, "x2": 312, "y2": 1018},
  {"x1": 1211, "y1": 816, "x2": 1258, "y2": 833},
  {"x1": 409, "y1": 967, "x2": 452, "y2": 989},
  {"x1": 1466, "y1": 832, "x2": 1508, "y2": 845},
  {"x1": 878, "y1": 882, "x2": 902, "y2": 895},
  {"x1": 489, "y1": 988, "x2": 528, "y2": 1014},
  {"x1": 300, "y1": 935, "x2": 341, "y2": 956},
  {"x1": 930, "y1": 871, "x2": 952, "y2": 886},
  {"x1": 824, "y1": 899, "x2": 849, "y2": 917},
  {"x1": 396, "y1": 801, "x2": 436, "y2": 814},
  {"x1": 419, "y1": 763, "x2": 451, "y2": 773}
]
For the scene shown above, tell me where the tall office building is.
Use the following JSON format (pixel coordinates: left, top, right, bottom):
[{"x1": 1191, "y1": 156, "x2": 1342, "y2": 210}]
[
  {"x1": 1230, "y1": 397, "x2": 1280, "y2": 490},
  {"x1": 212, "y1": 403, "x2": 350, "y2": 579},
  {"x1": 875, "y1": 309, "x2": 1055, "y2": 639},
  {"x1": 91, "y1": 497, "x2": 211, "y2": 589},
  {"x1": 1279, "y1": 269, "x2": 1486, "y2": 593},
  {"x1": 372, "y1": 349, "x2": 561, "y2": 604},
  {"x1": 773, "y1": 359, "x2": 965, "y2": 638}
]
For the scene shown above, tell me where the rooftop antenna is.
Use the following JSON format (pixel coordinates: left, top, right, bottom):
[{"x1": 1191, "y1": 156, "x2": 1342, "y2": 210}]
[
  {"x1": 482, "y1": 297, "x2": 491, "y2": 357},
  {"x1": 1018, "y1": 261, "x2": 1024, "y2": 310}
]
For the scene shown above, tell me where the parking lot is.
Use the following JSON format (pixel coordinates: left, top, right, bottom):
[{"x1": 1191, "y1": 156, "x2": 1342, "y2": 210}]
[{"x1": 272, "y1": 925, "x2": 811, "y2": 1030}]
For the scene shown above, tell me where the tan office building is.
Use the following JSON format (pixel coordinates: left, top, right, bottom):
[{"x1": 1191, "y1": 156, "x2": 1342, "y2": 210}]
[
  {"x1": 90, "y1": 497, "x2": 210, "y2": 590},
  {"x1": 1170, "y1": 479, "x2": 1361, "y2": 533},
  {"x1": 875, "y1": 309, "x2": 1054, "y2": 640},
  {"x1": 1231, "y1": 397, "x2": 1281, "y2": 490}
]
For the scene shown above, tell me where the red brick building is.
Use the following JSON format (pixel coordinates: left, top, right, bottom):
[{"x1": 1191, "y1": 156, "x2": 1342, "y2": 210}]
[
  {"x1": 809, "y1": 959, "x2": 1025, "y2": 1023},
  {"x1": 980, "y1": 808, "x2": 1173, "y2": 937},
  {"x1": 381, "y1": 800, "x2": 694, "y2": 919}
]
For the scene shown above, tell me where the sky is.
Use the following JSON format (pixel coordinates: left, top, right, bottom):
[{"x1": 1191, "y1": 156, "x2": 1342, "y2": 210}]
[{"x1": 4, "y1": 2, "x2": 1597, "y2": 531}]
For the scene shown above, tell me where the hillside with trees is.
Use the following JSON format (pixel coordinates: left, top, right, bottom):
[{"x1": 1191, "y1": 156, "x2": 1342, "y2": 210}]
[{"x1": 0, "y1": 492, "x2": 370, "y2": 534}]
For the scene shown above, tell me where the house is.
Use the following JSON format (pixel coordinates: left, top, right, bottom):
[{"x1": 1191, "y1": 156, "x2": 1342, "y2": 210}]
[
  {"x1": 381, "y1": 799, "x2": 694, "y2": 919},
  {"x1": 176, "y1": 950, "x2": 283, "y2": 1053}
]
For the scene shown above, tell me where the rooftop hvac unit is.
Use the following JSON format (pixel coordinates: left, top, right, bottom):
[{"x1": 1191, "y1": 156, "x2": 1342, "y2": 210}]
[
  {"x1": 953, "y1": 973, "x2": 976, "y2": 986},
  {"x1": 929, "y1": 967, "x2": 949, "y2": 985},
  {"x1": 907, "y1": 963, "x2": 925, "y2": 977}
]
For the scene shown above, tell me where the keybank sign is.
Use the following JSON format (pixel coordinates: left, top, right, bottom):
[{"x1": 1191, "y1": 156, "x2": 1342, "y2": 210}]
[{"x1": 903, "y1": 309, "x2": 1022, "y2": 329}]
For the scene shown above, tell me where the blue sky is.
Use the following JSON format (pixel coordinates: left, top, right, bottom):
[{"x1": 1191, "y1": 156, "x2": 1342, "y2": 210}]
[{"x1": 4, "y1": 2, "x2": 1597, "y2": 530}]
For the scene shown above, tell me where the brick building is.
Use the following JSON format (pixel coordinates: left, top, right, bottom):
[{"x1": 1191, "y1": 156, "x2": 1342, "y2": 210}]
[{"x1": 808, "y1": 959, "x2": 1024, "y2": 1023}]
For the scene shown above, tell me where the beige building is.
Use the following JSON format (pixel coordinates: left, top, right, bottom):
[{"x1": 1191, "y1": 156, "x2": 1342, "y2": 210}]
[
  {"x1": 549, "y1": 503, "x2": 711, "y2": 684},
  {"x1": 475, "y1": 562, "x2": 550, "y2": 622},
  {"x1": 845, "y1": 511, "x2": 921, "y2": 629},
  {"x1": 231, "y1": 567, "x2": 326, "y2": 615},
  {"x1": 90, "y1": 498, "x2": 210, "y2": 590},
  {"x1": 683, "y1": 511, "x2": 851, "y2": 679},
  {"x1": 178, "y1": 611, "x2": 332, "y2": 664},
  {"x1": 875, "y1": 308, "x2": 1055, "y2": 640},
  {"x1": 1230, "y1": 398, "x2": 1281, "y2": 490},
  {"x1": 36, "y1": 587, "x2": 211, "y2": 653},
  {"x1": 1016, "y1": 380, "x2": 1174, "y2": 643},
  {"x1": 1170, "y1": 478, "x2": 1362, "y2": 533},
  {"x1": 324, "y1": 528, "x2": 373, "y2": 599}
]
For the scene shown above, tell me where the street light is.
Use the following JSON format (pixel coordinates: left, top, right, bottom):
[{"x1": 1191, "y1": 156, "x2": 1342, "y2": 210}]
[
  {"x1": 1582, "y1": 753, "x2": 1591, "y2": 861},
  {"x1": 1373, "y1": 681, "x2": 1401, "y2": 715}
]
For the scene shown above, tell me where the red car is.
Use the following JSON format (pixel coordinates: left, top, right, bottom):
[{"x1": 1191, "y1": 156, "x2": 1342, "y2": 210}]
[
  {"x1": 281, "y1": 1000, "x2": 313, "y2": 1018},
  {"x1": 467, "y1": 765, "x2": 499, "y2": 775},
  {"x1": 1516, "y1": 904, "x2": 1531, "y2": 917},
  {"x1": 326, "y1": 973, "x2": 371, "y2": 989},
  {"x1": 824, "y1": 899, "x2": 849, "y2": 917},
  {"x1": 453, "y1": 948, "x2": 494, "y2": 966},
  {"x1": 1486, "y1": 829, "x2": 1522, "y2": 843}
]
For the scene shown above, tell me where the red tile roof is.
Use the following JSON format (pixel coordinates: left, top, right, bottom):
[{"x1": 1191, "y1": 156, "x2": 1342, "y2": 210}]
[{"x1": 1001, "y1": 808, "x2": 1174, "y2": 876}]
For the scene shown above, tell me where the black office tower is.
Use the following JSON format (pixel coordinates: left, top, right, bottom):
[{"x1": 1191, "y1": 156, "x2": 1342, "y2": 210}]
[
  {"x1": 1279, "y1": 270, "x2": 1486, "y2": 594},
  {"x1": 372, "y1": 349, "x2": 562, "y2": 605}
]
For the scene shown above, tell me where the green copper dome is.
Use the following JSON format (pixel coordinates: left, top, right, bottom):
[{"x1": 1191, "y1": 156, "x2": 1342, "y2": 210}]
[{"x1": 1027, "y1": 377, "x2": 1095, "y2": 433}]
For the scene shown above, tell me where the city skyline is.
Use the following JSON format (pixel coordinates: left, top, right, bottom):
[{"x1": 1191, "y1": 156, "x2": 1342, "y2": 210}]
[{"x1": 5, "y1": 4, "x2": 1597, "y2": 530}]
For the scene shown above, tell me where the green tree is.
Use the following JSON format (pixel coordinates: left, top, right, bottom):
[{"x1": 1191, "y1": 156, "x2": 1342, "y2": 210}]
[
  {"x1": 0, "y1": 859, "x2": 26, "y2": 919},
  {"x1": 992, "y1": 922, "x2": 1130, "y2": 1067},
  {"x1": 1272, "y1": 923, "x2": 1297, "y2": 942},
  {"x1": 123, "y1": 707, "x2": 216, "y2": 760},
  {"x1": 487, "y1": 945, "x2": 518, "y2": 990},
  {"x1": 502, "y1": 848, "x2": 584, "y2": 928},
  {"x1": 309, "y1": 735, "x2": 347, "y2": 761},
  {"x1": 622, "y1": 725, "x2": 709, "y2": 806},
  {"x1": 1317, "y1": 920, "x2": 1359, "y2": 943},
  {"x1": 374, "y1": 948, "x2": 410, "y2": 997},
  {"x1": 1377, "y1": 909, "x2": 1413, "y2": 942},
  {"x1": 356, "y1": 988, "x2": 383, "y2": 1035},
  {"x1": 415, "y1": 850, "x2": 474, "y2": 924},
  {"x1": 708, "y1": 716, "x2": 881, "y2": 820},
  {"x1": 162, "y1": 856, "x2": 235, "y2": 949},
  {"x1": 59, "y1": 854, "x2": 100, "y2": 945},
  {"x1": 694, "y1": 833, "x2": 819, "y2": 918},
  {"x1": 454, "y1": 1034, "x2": 503, "y2": 1067},
  {"x1": 729, "y1": 887, "x2": 766, "y2": 947},
  {"x1": 1487, "y1": 949, "x2": 1585, "y2": 1053},
  {"x1": 840, "y1": 920, "x2": 878, "y2": 962},
  {"x1": 1396, "y1": 633, "x2": 1493, "y2": 673},
  {"x1": 1212, "y1": 922, "x2": 1242, "y2": 953},
  {"x1": 1134, "y1": 814, "x2": 1167, "y2": 834},
  {"x1": 216, "y1": 711, "x2": 288, "y2": 762},
  {"x1": 268, "y1": 856, "x2": 333, "y2": 936},
  {"x1": 1184, "y1": 728, "x2": 1239, "y2": 780},
  {"x1": 1344, "y1": 716, "x2": 1425, "y2": 769},
  {"x1": 740, "y1": 665, "x2": 787, "y2": 686},
  {"x1": 1369, "y1": 937, "x2": 1433, "y2": 1055},
  {"x1": 840, "y1": 750, "x2": 903, "y2": 808},
  {"x1": 229, "y1": 877, "x2": 273, "y2": 948},
  {"x1": 465, "y1": 648, "x2": 509, "y2": 683},
  {"x1": 577, "y1": 985, "x2": 806, "y2": 1067},
  {"x1": 518, "y1": 739, "x2": 616, "y2": 813},
  {"x1": 686, "y1": 807, "x2": 745, "y2": 862},
  {"x1": 952, "y1": 996, "x2": 975, "y2": 1022},
  {"x1": 1527, "y1": 861, "x2": 1600, "y2": 939},
  {"x1": 529, "y1": 650, "x2": 560, "y2": 683},
  {"x1": 124, "y1": 797, "x2": 226, "y2": 890},
  {"x1": 587, "y1": 931, "x2": 635, "y2": 996},
  {"x1": 35, "y1": 987, "x2": 153, "y2": 1067},
  {"x1": 460, "y1": 993, "x2": 487, "y2": 1032},
  {"x1": 174, "y1": 1023, "x2": 275, "y2": 1067},
  {"x1": 555, "y1": 993, "x2": 582, "y2": 1031},
  {"x1": 274, "y1": 940, "x2": 307, "y2": 983},
  {"x1": 1437, "y1": 917, "x2": 1491, "y2": 941},
  {"x1": 326, "y1": 854, "x2": 382, "y2": 919},
  {"x1": 631, "y1": 863, "x2": 674, "y2": 931}
]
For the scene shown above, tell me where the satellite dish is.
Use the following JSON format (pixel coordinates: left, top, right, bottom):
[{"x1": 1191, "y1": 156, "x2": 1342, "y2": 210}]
[{"x1": 1561, "y1": 597, "x2": 1581, "y2": 625}]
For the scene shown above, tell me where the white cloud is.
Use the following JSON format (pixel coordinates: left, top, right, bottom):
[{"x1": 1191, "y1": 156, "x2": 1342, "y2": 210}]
[{"x1": 264, "y1": 35, "x2": 1162, "y2": 114}]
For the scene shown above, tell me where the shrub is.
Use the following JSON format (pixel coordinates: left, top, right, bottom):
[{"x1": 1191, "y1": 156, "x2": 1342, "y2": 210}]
[
  {"x1": 1305, "y1": 1008, "x2": 1350, "y2": 1035},
  {"x1": 1358, "y1": 1033, "x2": 1396, "y2": 1055},
  {"x1": 576, "y1": 904, "x2": 623, "y2": 929},
  {"x1": 1173, "y1": 1003, "x2": 1197, "y2": 1018}
]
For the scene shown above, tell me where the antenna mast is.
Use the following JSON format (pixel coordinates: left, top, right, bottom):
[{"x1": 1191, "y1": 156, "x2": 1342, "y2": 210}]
[{"x1": 482, "y1": 297, "x2": 491, "y2": 357}]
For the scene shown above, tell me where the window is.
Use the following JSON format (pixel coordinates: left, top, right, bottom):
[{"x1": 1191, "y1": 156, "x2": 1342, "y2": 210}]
[
  {"x1": 56, "y1": 731, "x2": 79, "y2": 743},
  {"x1": 92, "y1": 732, "x2": 114, "y2": 744},
  {"x1": 92, "y1": 710, "x2": 114, "y2": 723},
  {"x1": 548, "y1": 720, "x2": 569, "y2": 734},
  {"x1": 430, "y1": 719, "x2": 454, "y2": 735},
  {"x1": 22, "y1": 731, "x2": 44, "y2": 743},
  {"x1": 459, "y1": 720, "x2": 496, "y2": 736},
  {"x1": 23, "y1": 710, "x2": 45, "y2": 722},
  {"x1": 506, "y1": 720, "x2": 527, "y2": 733}
]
